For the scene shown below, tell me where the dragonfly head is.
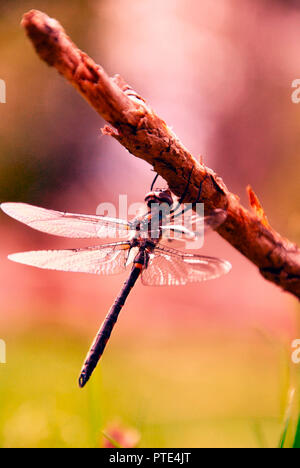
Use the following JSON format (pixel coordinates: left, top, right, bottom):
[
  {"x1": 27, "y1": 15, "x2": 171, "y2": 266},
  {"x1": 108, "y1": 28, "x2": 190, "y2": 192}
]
[{"x1": 144, "y1": 188, "x2": 173, "y2": 208}]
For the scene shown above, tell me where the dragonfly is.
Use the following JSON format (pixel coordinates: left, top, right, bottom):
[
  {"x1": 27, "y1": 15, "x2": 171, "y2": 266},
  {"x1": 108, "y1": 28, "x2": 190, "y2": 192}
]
[{"x1": 1, "y1": 176, "x2": 231, "y2": 388}]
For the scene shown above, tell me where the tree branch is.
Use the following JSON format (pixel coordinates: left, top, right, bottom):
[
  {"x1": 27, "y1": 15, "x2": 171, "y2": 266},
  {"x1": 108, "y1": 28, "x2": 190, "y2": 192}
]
[{"x1": 21, "y1": 9, "x2": 300, "y2": 299}]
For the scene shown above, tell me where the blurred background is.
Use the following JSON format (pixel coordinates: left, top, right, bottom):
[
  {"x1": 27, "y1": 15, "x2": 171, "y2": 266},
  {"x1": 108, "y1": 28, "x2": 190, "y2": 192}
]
[{"x1": 0, "y1": 0, "x2": 300, "y2": 448}]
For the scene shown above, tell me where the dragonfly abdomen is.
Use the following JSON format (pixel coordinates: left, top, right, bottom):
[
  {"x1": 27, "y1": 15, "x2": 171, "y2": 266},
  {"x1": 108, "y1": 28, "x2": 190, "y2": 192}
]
[{"x1": 78, "y1": 260, "x2": 144, "y2": 388}]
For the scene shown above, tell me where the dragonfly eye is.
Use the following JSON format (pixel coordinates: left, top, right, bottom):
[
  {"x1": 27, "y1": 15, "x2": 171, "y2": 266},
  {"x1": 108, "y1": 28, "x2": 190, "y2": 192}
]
[
  {"x1": 158, "y1": 189, "x2": 173, "y2": 206},
  {"x1": 144, "y1": 191, "x2": 159, "y2": 207},
  {"x1": 144, "y1": 189, "x2": 173, "y2": 207}
]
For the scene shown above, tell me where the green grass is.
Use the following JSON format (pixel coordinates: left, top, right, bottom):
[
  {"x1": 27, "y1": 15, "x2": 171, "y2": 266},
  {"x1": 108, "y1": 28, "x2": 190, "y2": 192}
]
[{"x1": 0, "y1": 322, "x2": 298, "y2": 448}]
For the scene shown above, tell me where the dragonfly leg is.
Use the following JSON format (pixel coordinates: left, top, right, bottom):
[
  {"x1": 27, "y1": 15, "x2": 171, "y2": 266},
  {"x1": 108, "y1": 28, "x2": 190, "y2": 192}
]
[
  {"x1": 178, "y1": 166, "x2": 194, "y2": 205},
  {"x1": 150, "y1": 173, "x2": 159, "y2": 191},
  {"x1": 169, "y1": 167, "x2": 194, "y2": 217},
  {"x1": 170, "y1": 204, "x2": 192, "y2": 221},
  {"x1": 174, "y1": 171, "x2": 210, "y2": 218},
  {"x1": 193, "y1": 171, "x2": 209, "y2": 207},
  {"x1": 169, "y1": 169, "x2": 210, "y2": 222}
]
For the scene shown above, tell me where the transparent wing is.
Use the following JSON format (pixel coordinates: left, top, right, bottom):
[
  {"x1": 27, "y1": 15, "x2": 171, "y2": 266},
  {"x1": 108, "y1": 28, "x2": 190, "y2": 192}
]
[
  {"x1": 8, "y1": 242, "x2": 132, "y2": 275},
  {"x1": 163, "y1": 208, "x2": 227, "y2": 241},
  {"x1": 141, "y1": 245, "x2": 231, "y2": 286},
  {"x1": 159, "y1": 236, "x2": 187, "y2": 249},
  {"x1": 1, "y1": 203, "x2": 132, "y2": 239},
  {"x1": 161, "y1": 224, "x2": 196, "y2": 241},
  {"x1": 184, "y1": 208, "x2": 227, "y2": 233}
]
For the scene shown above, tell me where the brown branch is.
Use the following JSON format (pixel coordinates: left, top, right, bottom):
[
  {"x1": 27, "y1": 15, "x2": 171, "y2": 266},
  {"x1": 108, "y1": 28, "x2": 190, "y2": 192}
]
[{"x1": 21, "y1": 9, "x2": 300, "y2": 299}]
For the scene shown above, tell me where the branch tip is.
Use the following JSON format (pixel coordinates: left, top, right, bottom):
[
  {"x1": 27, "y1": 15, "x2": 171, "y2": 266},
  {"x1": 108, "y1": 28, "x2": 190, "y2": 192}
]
[{"x1": 247, "y1": 185, "x2": 270, "y2": 228}]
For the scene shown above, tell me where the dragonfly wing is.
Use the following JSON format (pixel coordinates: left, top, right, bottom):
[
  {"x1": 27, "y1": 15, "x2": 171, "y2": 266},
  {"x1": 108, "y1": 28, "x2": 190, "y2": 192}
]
[
  {"x1": 161, "y1": 225, "x2": 196, "y2": 241},
  {"x1": 1, "y1": 203, "x2": 132, "y2": 239},
  {"x1": 165, "y1": 208, "x2": 227, "y2": 239},
  {"x1": 141, "y1": 245, "x2": 231, "y2": 286},
  {"x1": 187, "y1": 209, "x2": 228, "y2": 233},
  {"x1": 159, "y1": 236, "x2": 187, "y2": 249},
  {"x1": 8, "y1": 242, "x2": 132, "y2": 275}
]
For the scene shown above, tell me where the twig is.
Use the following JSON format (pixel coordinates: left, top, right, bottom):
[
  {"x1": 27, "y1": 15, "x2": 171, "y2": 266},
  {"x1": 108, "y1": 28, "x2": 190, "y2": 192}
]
[{"x1": 21, "y1": 9, "x2": 300, "y2": 299}]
